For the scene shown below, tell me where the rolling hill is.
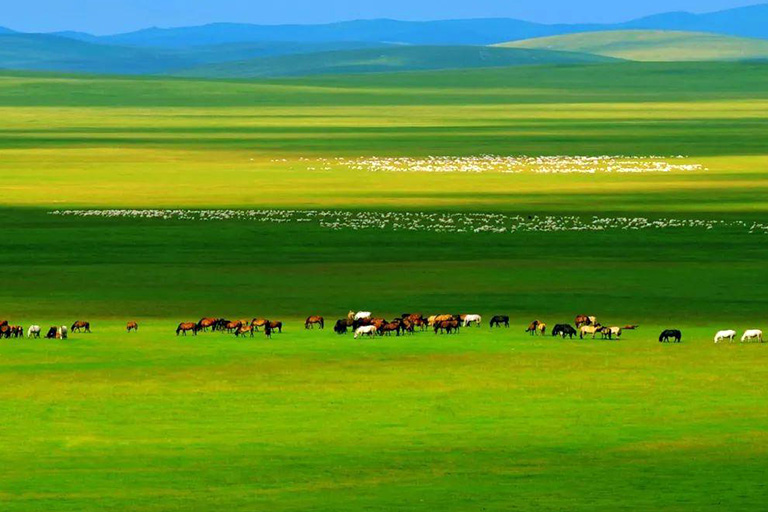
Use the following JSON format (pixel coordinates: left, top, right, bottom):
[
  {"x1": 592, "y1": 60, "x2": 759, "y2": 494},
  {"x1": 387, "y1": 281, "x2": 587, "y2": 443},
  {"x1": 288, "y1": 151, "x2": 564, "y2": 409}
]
[
  {"x1": 172, "y1": 45, "x2": 620, "y2": 78},
  {"x1": 0, "y1": 34, "x2": 391, "y2": 74},
  {"x1": 500, "y1": 30, "x2": 768, "y2": 61}
]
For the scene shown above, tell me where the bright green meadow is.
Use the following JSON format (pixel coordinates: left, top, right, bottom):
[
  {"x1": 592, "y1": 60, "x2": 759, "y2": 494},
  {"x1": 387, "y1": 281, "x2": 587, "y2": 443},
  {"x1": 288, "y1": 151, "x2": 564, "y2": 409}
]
[{"x1": 0, "y1": 62, "x2": 767, "y2": 511}]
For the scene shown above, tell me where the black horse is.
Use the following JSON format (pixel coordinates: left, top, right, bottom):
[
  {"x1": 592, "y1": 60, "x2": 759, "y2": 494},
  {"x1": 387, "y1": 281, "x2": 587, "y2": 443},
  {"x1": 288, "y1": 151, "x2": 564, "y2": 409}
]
[
  {"x1": 334, "y1": 319, "x2": 349, "y2": 335},
  {"x1": 489, "y1": 315, "x2": 510, "y2": 328},
  {"x1": 552, "y1": 324, "x2": 577, "y2": 339},
  {"x1": 45, "y1": 326, "x2": 58, "y2": 339},
  {"x1": 659, "y1": 329, "x2": 682, "y2": 343}
]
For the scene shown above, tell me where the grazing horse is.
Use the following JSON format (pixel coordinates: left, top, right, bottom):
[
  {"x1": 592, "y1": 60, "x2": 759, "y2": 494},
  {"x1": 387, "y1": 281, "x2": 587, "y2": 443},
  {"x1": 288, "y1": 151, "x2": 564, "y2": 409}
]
[
  {"x1": 225, "y1": 321, "x2": 243, "y2": 333},
  {"x1": 552, "y1": 324, "x2": 577, "y2": 339},
  {"x1": 575, "y1": 315, "x2": 597, "y2": 328},
  {"x1": 71, "y1": 321, "x2": 91, "y2": 333},
  {"x1": 526, "y1": 320, "x2": 546, "y2": 336},
  {"x1": 601, "y1": 326, "x2": 622, "y2": 340},
  {"x1": 659, "y1": 329, "x2": 682, "y2": 343},
  {"x1": 45, "y1": 327, "x2": 58, "y2": 339},
  {"x1": 58, "y1": 326, "x2": 68, "y2": 339},
  {"x1": 354, "y1": 311, "x2": 372, "y2": 321},
  {"x1": 267, "y1": 321, "x2": 283, "y2": 333},
  {"x1": 305, "y1": 316, "x2": 324, "y2": 329},
  {"x1": 434, "y1": 319, "x2": 460, "y2": 334},
  {"x1": 127, "y1": 322, "x2": 139, "y2": 333},
  {"x1": 579, "y1": 324, "x2": 603, "y2": 339},
  {"x1": 251, "y1": 318, "x2": 268, "y2": 331},
  {"x1": 354, "y1": 325, "x2": 377, "y2": 339},
  {"x1": 11, "y1": 326, "x2": 23, "y2": 338},
  {"x1": 381, "y1": 322, "x2": 402, "y2": 336},
  {"x1": 197, "y1": 318, "x2": 217, "y2": 332},
  {"x1": 490, "y1": 315, "x2": 510, "y2": 328},
  {"x1": 27, "y1": 325, "x2": 41, "y2": 338},
  {"x1": 176, "y1": 322, "x2": 198, "y2": 336},
  {"x1": 714, "y1": 330, "x2": 736, "y2": 343},
  {"x1": 0, "y1": 325, "x2": 11, "y2": 338},
  {"x1": 463, "y1": 314, "x2": 482, "y2": 327},
  {"x1": 741, "y1": 329, "x2": 763, "y2": 343},
  {"x1": 234, "y1": 325, "x2": 255, "y2": 338},
  {"x1": 334, "y1": 319, "x2": 349, "y2": 335}
]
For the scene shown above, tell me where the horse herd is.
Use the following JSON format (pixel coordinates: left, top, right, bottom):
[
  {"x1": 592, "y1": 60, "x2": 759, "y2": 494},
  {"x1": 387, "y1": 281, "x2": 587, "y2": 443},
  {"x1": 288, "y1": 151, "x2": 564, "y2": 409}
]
[
  {"x1": 0, "y1": 320, "x2": 91, "y2": 339},
  {"x1": 4, "y1": 315, "x2": 765, "y2": 345},
  {"x1": 175, "y1": 317, "x2": 284, "y2": 338}
]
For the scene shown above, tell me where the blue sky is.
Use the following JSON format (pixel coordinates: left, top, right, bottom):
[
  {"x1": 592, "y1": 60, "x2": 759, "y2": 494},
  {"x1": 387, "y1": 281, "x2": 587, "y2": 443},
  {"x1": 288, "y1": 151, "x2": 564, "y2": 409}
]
[{"x1": 3, "y1": 0, "x2": 761, "y2": 34}]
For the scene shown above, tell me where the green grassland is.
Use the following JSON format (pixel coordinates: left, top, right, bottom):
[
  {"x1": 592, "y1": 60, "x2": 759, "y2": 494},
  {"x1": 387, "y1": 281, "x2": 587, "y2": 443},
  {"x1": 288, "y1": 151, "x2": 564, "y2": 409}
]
[
  {"x1": 172, "y1": 46, "x2": 618, "y2": 78},
  {"x1": 0, "y1": 62, "x2": 767, "y2": 511},
  {"x1": 500, "y1": 30, "x2": 768, "y2": 61}
]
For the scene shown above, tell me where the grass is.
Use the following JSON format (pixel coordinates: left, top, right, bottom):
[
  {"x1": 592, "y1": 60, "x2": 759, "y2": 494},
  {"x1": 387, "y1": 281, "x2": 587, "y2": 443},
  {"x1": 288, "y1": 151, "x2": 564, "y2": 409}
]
[
  {"x1": 172, "y1": 46, "x2": 618, "y2": 78},
  {"x1": 0, "y1": 62, "x2": 767, "y2": 510},
  {"x1": 500, "y1": 30, "x2": 768, "y2": 62}
]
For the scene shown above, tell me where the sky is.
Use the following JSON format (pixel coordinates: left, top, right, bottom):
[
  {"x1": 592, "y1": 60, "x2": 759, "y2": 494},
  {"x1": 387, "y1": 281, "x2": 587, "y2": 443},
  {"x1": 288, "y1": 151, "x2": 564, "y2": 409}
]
[{"x1": 2, "y1": 0, "x2": 761, "y2": 35}]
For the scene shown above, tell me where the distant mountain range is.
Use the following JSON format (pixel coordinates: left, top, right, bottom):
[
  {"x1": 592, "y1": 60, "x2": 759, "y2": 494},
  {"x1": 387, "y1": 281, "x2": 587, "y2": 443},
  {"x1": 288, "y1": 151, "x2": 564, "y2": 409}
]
[
  {"x1": 16, "y1": 3, "x2": 768, "y2": 48},
  {"x1": 0, "y1": 3, "x2": 765, "y2": 77}
]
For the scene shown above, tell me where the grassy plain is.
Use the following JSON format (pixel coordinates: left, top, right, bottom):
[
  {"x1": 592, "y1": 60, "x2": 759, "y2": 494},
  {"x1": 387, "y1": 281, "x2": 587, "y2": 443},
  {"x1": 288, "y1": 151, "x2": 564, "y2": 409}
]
[{"x1": 0, "y1": 62, "x2": 767, "y2": 510}]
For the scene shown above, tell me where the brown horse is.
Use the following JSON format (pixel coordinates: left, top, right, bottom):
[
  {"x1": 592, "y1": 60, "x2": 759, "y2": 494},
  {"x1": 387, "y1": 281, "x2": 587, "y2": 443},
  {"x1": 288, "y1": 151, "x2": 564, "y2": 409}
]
[
  {"x1": 251, "y1": 318, "x2": 268, "y2": 331},
  {"x1": 126, "y1": 322, "x2": 139, "y2": 333},
  {"x1": 434, "y1": 319, "x2": 460, "y2": 334},
  {"x1": 226, "y1": 320, "x2": 243, "y2": 333},
  {"x1": 305, "y1": 316, "x2": 324, "y2": 329},
  {"x1": 575, "y1": 315, "x2": 597, "y2": 328},
  {"x1": 623, "y1": 325, "x2": 639, "y2": 330},
  {"x1": 176, "y1": 322, "x2": 198, "y2": 336},
  {"x1": 0, "y1": 320, "x2": 8, "y2": 328},
  {"x1": 197, "y1": 318, "x2": 217, "y2": 331},
  {"x1": 11, "y1": 325, "x2": 23, "y2": 338},
  {"x1": 380, "y1": 322, "x2": 401, "y2": 336},
  {"x1": 267, "y1": 321, "x2": 282, "y2": 333},
  {"x1": 71, "y1": 321, "x2": 91, "y2": 333},
  {"x1": 526, "y1": 320, "x2": 546, "y2": 336},
  {"x1": 234, "y1": 325, "x2": 255, "y2": 337}
]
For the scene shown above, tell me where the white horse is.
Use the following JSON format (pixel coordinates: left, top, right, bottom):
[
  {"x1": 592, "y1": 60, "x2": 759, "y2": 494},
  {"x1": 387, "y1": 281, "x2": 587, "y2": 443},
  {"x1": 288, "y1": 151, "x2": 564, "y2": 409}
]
[
  {"x1": 27, "y1": 325, "x2": 41, "y2": 338},
  {"x1": 353, "y1": 311, "x2": 372, "y2": 321},
  {"x1": 463, "y1": 314, "x2": 482, "y2": 327},
  {"x1": 58, "y1": 326, "x2": 68, "y2": 339},
  {"x1": 714, "y1": 330, "x2": 736, "y2": 343},
  {"x1": 741, "y1": 329, "x2": 763, "y2": 343},
  {"x1": 354, "y1": 325, "x2": 378, "y2": 339}
]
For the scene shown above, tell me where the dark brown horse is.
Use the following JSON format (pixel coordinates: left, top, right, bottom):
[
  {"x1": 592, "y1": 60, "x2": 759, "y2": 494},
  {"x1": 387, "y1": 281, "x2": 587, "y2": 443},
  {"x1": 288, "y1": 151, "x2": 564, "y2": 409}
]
[
  {"x1": 126, "y1": 322, "x2": 139, "y2": 333},
  {"x1": 305, "y1": 316, "x2": 324, "y2": 329},
  {"x1": 380, "y1": 322, "x2": 401, "y2": 336},
  {"x1": 267, "y1": 321, "x2": 282, "y2": 333},
  {"x1": 434, "y1": 319, "x2": 460, "y2": 334},
  {"x1": 10, "y1": 325, "x2": 23, "y2": 338},
  {"x1": 71, "y1": 321, "x2": 91, "y2": 333},
  {"x1": 176, "y1": 322, "x2": 198, "y2": 336},
  {"x1": 334, "y1": 318, "x2": 351, "y2": 334},
  {"x1": 490, "y1": 315, "x2": 510, "y2": 328}
]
